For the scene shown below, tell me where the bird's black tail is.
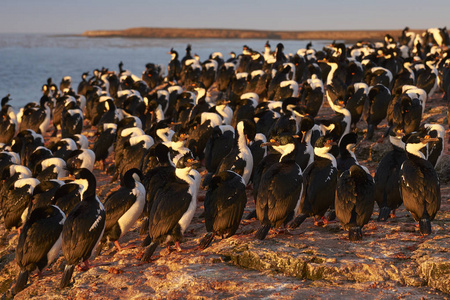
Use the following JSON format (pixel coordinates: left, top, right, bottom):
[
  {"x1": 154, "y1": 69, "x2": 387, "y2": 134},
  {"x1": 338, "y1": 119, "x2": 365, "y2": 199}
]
[
  {"x1": 139, "y1": 217, "x2": 149, "y2": 236},
  {"x1": 288, "y1": 214, "x2": 308, "y2": 229},
  {"x1": 199, "y1": 232, "x2": 215, "y2": 250},
  {"x1": 245, "y1": 209, "x2": 257, "y2": 220},
  {"x1": 255, "y1": 224, "x2": 271, "y2": 240},
  {"x1": 349, "y1": 226, "x2": 363, "y2": 241},
  {"x1": 60, "y1": 264, "x2": 75, "y2": 289},
  {"x1": 141, "y1": 234, "x2": 152, "y2": 247},
  {"x1": 366, "y1": 124, "x2": 375, "y2": 140},
  {"x1": 419, "y1": 218, "x2": 432, "y2": 235},
  {"x1": 141, "y1": 242, "x2": 158, "y2": 262},
  {"x1": 377, "y1": 207, "x2": 391, "y2": 222},
  {"x1": 12, "y1": 269, "x2": 29, "y2": 295}
]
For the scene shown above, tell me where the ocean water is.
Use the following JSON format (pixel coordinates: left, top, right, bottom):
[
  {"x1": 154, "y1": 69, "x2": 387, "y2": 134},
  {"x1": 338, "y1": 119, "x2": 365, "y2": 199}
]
[{"x1": 0, "y1": 33, "x2": 331, "y2": 111}]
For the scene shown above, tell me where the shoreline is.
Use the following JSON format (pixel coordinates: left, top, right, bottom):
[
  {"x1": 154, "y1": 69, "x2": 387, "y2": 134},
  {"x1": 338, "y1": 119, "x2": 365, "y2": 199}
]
[{"x1": 81, "y1": 27, "x2": 426, "y2": 42}]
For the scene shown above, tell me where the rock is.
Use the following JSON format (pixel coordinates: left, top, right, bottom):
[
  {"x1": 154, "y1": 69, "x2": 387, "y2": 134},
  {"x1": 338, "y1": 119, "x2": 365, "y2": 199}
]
[
  {"x1": 419, "y1": 260, "x2": 450, "y2": 294},
  {"x1": 369, "y1": 140, "x2": 392, "y2": 162},
  {"x1": 414, "y1": 238, "x2": 450, "y2": 294},
  {"x1": 401, "y1": 267, "x2": 427, "y2": 286}
]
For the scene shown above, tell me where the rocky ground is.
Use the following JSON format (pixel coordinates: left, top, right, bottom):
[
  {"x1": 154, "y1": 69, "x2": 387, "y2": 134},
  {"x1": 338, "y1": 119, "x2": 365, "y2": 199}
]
[{"x1": 1, "y1": 90, "x2": 450, "y2": 299}]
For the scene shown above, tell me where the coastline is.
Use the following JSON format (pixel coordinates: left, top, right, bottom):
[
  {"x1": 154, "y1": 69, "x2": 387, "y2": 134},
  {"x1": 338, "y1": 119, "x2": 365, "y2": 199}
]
[{"x1": 81, "y1": 27, "x2": 425, "y2": 42}]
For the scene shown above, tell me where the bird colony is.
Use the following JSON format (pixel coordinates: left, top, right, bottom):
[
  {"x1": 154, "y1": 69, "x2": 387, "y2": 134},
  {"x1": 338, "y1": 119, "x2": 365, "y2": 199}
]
[{"x1": 1, "y1": 26, "x2": 450, "y2": 296}]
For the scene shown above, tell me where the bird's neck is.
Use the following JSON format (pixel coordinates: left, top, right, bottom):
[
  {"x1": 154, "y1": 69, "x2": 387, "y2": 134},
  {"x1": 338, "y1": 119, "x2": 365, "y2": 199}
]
[
  {"x1": 156, "y1": 128, "x2": 172, "y2": 142},
  {"x1": 326, "y1": 63, "x2": 339, "y2": 85},
  {"x1": 275, "y1": 143, "x2": 296, "y2": 162},
  {"x1": 426, "y1": 60, "x2": 438, "y2": 76},
  {"x1": 314, "y1": 148, "x2": 337, "y2": 168},
  {"x1": 176, "y1": 167, "x2": 194, "y2": 185},
  {"x1": 406, "y1": 143, "x2": 426, "y2": 159}
]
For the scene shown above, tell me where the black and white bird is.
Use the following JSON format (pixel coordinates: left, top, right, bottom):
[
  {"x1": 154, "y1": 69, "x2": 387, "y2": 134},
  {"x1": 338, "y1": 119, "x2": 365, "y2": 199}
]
[
  {"x1": 77, "y1": 72, "x2": 90, "y2": 96},
  {"x1": 290, "y1": 136, "x2": 337, "y2": 228},
  {"x1": 364, "y1": 84, "x2": 391, "y2": 140},
  {"x1": 0, "y1": 152, "x2": 21, "y2": 176},
  {"x1": 231, "y1": 93, "x2": 258, "y2": 127},
  {"x1": 12, "y1": 204, "x2": 65, "y2": 295},
  {"x1": 213, "y1": 120, "x2": 254, "y2": 186},
  {"x1": 60, "y1": 76, "x2": 72, "y2": 93},
  {"x1": 167, "y1": 48, "x2": 182, "y2": 82},
  {"x1": 30, "y1": 179, "x2": 64, "y2": 209},
  {"x1": 389, "y1": 90, "x2": 422, "y2": 135},
  {"x1": 336, "y1": 132, "x2": 359, "y2": 173},
  {"x1": 61, "y1": 99, "x2": 83, "y2": 138},
  {"x1": 321, "y1": 57, "x2": 347, "y2": 104},
  {"x1": 18, "y1": 96, "x2": 52, "y2": 135},
  {"x1": 255, "y1": 134, "x2": 303, "y2": 240},
  {"x1": 10, "y1": 129, "x2": 44, "y2": 167},
  {"x1": 27, "y1": 146, "x2": 53, "y2": 173},
  {"x1": 416, "y1": 56, "x2": 439, "y2": 99},
  {"x1": 204, "y1": 125, "x2": 235, "y2": 175},
  {"x1": 93, "y1": 123, "x2": 117, "y2": 170},
  {"x1": 0, "y1": 165, "x2": 32, "y2": 211},
  {"x1": 217, "y1": 62, "x2": 236, "y2": 92},
  {"x1": 365, "y1": 66, "x2": 393, "y2": 89},
  {"x1": 114, "y1": 133, "x2": 154, "y2": 181},
  {"x1": 51, "y1": 179, "x2": 83, "y2": 215},
  {"x1": 322, "y1": 90, "x2": 352, "y2": 144},
  {"x1": 100, "y1": 168, "x2": 145, "y2": 252},
  {"x1": 141, "y1": 155, "x2": 200, "y2": 262},
  {"x1": 423, "y1": 123, "x2": 445, "y2": 168},
  {"x1": 299, "y1": 75, "x2": 324, "y2": 118},
  {"x1": 139, "y1": 143, "x2": 176, "y2": 236},
  {"x1": 96, "y1": 98, "x2": 121, "y2": 130},
  {"x1": 345, "y1": 82, "x2": 369, "y2": 129},
  {"x1": 71, "y1": 134, "x2": 89, "y2": 150},
  {"x1": 51, "y1": 94, "x2": 70, "y2": 137},
  {"x1": 49, "y1": 138, "x2": 78, "y2": 161},
  {"x1": 295, "y1": 116, "x2": 317, "y2": 172},
  {"x1": 33, "y1": 157, "x2": 68, "y2": 182},
  {"x1": 2, "y1": 177, "x2": 40, "y2": 235},
  {"x1": 66, "y1": 148, "x2": 96, "y2": 173},
  {"x1": 60, "y1": 168, "x2": 105, "y2": 288},
  {"x1": 199, "y1": 170, "x2": 247, "y2": 249},
  {"x1": 402, "y1": 85, "x2": 427, "y2": 114},
  {"x1": 399, "y1": 132, "x2": 441, "y2": 235},
  {"x1": 374, "y1": 127, "x2": 407, "y2": 221},
  {"x1": 248, "y1": 133, "x2": 268, "y2": 183},
  {"x1": 210, "y1": 99, "x2": 233, "y2": 125},
  {"x1": 335, "y1": 164, "x2": 374, "y2": 241},
  {"x1": 0, "y1": 94, "x2": 18, "y2": 144}
]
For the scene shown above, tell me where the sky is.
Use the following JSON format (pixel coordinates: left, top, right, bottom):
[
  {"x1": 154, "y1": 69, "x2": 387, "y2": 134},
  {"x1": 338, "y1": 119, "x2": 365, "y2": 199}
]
[{"x1": 0, "y1": 0, "x2": 448, "y2": 34}]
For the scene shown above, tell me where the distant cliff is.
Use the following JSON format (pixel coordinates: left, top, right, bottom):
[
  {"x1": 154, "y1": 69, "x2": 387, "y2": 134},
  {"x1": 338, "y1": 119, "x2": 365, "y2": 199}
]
[{"x1": 81, "y1": 27, "x2": 418, "y2": 41}]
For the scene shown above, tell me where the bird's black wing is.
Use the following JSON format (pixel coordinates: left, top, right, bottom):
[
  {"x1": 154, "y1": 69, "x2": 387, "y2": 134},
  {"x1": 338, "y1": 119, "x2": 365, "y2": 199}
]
[
  {"x1": 205, "y1": 173, "x2": 246, "y2": 234},
  {"x1": 17, "y1": 206, "x2": 64, "y2": 268},
  {"x1": 400, "y1": 160, "x2": 426, "y2": 221},
  {"x1": 258, "y1": 163, "x2": 302, "y2": 225},
  {"x1": 335, "y1": 171, "x2": 357, "y2": 226},
  {"x1": 103, "y1": 188, "x2": 136, "y2": 231},
  {"x1": 62, "y1": 200, "x2": 105, "y2": 264},
  {"x1": 149, "y1": 183, "x2": 191, "y2": 240},
  {"x1": 355, "y1": 174, "x2": 375, "y2": 226}
]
